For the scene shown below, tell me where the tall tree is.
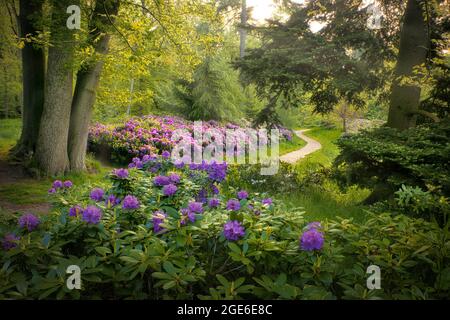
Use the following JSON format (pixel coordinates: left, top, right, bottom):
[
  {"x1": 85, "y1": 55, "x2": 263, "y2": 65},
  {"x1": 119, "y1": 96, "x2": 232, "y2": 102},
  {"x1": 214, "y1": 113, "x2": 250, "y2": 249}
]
[
  {"x1": 236, "y1": 2, "x2": 384, "y2": 126},
  {"x1": 386, "y1": 0, "x2": 430, "y2": 130},
  {"x1": 14, "y1": 0, "x2": 45, "y2": 157},
  {"x1": 68, "y1": 0, "x2": 120, "y2": 171},
  {"x1": 35, "y1": 0, "x2": 79, "y2": 175},
  {"x1": 239, "y1": 0, "x2": 247, "y2": 58}
]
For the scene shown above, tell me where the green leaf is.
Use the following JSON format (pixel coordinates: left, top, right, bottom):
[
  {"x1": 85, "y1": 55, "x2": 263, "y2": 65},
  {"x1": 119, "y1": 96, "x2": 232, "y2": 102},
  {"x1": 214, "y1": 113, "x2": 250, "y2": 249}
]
[
  {"x1": 163, "y1": 261, "x2": 177, "y2": 275},
  {"x1": 152, "y1": 272, "x2": 173, "y2": 280},
  {"x1": 95, "y1": 247, "x2": 112, "y2": 256},
  {"x1": 163, "y1": 280, "x2": 176, "y2": 290},
  {"x1": 216, "y1": 274, "x2": 229, "y2": 288},
  {"x1": 228, "y1": 242, "x2": 241, "y2": 254}
]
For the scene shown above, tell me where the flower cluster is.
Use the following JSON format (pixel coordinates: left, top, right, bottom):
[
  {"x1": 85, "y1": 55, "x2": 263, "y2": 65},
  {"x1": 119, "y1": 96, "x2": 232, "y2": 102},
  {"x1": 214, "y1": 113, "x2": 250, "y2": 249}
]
[
  {"x1": 223, "y1": 220, "x2": 245, "y2": 241},
  {"x1": 113, "y1": 168, "x2": 129, "y2": 179},
  {"x1": 18, "y1": 213, "x2": 40, "y2": 232},
  {"x1": 48, "y1": 180, "x2": 73, "y2": 194},
  {"x1": 1, "y1": 233, "x2": 20, "y2": 251},
  {"x1": 90, "y1": 188, "x2": 105, "y2": 202},
  {"x1": 82, "y1": 206, "x2": 103, "y2": 225},
  {"x1": 300, "y1": 222, "x2": 324, "y2": 251},
  {"x1": 122, "y1": 195, "x2": 140, "y2": 210},
  {"x1": 226, "y1": 199, "x2": 241, "y2": 211},
  {"x1": 152, "y1": 211, "x2": 167, "y2": 233}
]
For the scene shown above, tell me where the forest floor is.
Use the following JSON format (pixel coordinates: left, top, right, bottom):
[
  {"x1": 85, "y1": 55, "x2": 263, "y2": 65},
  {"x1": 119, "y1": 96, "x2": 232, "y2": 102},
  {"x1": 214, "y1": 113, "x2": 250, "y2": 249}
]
[
  {"x1": 0, "y1": 119, "x2": 110, "y2": 215},
  {"x1": 279, "y1": 129, "x2": 322, "y2": 164}
]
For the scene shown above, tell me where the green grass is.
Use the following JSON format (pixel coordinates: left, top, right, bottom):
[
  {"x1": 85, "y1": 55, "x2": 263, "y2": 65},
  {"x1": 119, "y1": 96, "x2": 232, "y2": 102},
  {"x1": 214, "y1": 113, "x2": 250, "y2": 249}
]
[
  {"x1": 282, "y1": 127, "x2": 370, "y2": 222},
  {"x1": 279, "y1": 133, "x2": 307, "y2": 155},
  {"x1": 280, "y1": 182, "x2": 370, "y2": 223},
  {"x1": 293, "y1": 127, "x2": 342, "y2": 171},
  {"x1": 0, "y1": 118, "x2": 21, "y2": 156},
  {"x1": 0, "y1": 118, "x2": 111, "y2": 207}
]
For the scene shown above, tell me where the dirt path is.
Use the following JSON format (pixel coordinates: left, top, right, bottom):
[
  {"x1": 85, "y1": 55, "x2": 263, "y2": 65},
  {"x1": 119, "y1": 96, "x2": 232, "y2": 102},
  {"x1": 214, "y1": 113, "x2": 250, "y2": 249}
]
[{"x1": 279, "y1": 129, "x2": 322, "y2": 164}]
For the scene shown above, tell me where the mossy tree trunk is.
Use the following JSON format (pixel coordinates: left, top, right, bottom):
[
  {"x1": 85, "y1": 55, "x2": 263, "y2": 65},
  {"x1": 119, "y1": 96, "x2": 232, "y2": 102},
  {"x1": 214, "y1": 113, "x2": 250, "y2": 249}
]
[
  {"x1": 68, "y1": 0, "x2": 120, "y2": 171},
  {"x1": 387, "y1": 0, "x2": 429, "y2": 130},
  {"x1": 14, "y1": 0, "x2": 45, "y2": 157},
  {"x1": 35, "y1": 0, "x2": 79, "y2": 175}
]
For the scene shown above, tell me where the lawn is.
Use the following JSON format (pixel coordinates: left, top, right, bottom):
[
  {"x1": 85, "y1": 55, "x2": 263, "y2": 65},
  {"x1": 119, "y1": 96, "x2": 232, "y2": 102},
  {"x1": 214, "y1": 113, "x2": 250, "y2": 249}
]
[
  {"x1": 281, "y1": 127, "x2": 370, "y2": 223},
  {"x1": 0, "y1": 119, "x2": 111, "y2": 210}
]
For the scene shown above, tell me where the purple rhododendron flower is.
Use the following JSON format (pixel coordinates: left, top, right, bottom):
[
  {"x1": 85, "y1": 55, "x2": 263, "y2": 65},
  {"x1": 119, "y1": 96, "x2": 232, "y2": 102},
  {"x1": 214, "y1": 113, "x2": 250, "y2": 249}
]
[
  {"x1": 174, "y1": 160, "x2": 185, "y2": 169},
  {"x1": 152, "y1": 211, "x2": 167, "y2": 233},
  {"x1": 134, "y1": 161, "x2": 143, "y2": 169},
  {"x1": 106, "y1": 194, "x2": 121, "y2": 208},
  {"x1": 226, "y1": 199, "x2": 241, "y2": 211},
  {"x1": 69, "y1": 205, "x2": 83, "y2": 217},
  {"x1": 300, "y1": 228, "x2": 324, "y2": 251},
  {"x1": 169, "y1": 173, "x2": 181, "y2": 184},
  {"x1": 188, "y1": 201, "x2": 203, "y2": 214},
  {"x1": 208, "y1": 198, "x2": 220, "y2": 208},
  {"x1": 48, "y1": 188, "x2": 56, "y2": 194},
  {"x1": 180, "y1": 208, "x2": 196, "y2": 225},
  {"x1": 90, "y1": 188, "x2": 105, "y2": 202},
  {"x1": 196, "y1": 188, "x2": 208, "y2": 204},
  {"x1": 63, "y1": 180, "x2": 73, "y2": 188},
  {"x1": 122, "y1": 195, "x2": 140, "y2": 210},
  {"x1": 53, "y1": 180, "x2": 63, "y2": 189},
  {"x1": 223, "y1": 220, "x2": 245, "y2": 241},
  {"x1": 262, "y1": 198, "x2": 273, "y2": 206},
  {"x1": 237, "y1": 190, "x2": 248, "y2": 200},
  {"x1": 18, "y1": 213, "x2": 40, "y2": 231},
  {"x1": 153, "y1": 175, "x2": 171, "y2": 186},
  {"x1": 163, "y1": 184, "x2": 178, "y2": 196},
  {"x1": 113, "y1": 168, "x2": 129, "y2": 179},
  {"x1": 207, "y1": 162, "x2": 227, "y2": 182},
  {"x1": 162, "y1": 151, "x2": 171, "y2": 159},
  {"x1": 2, "y1": 233, "x2": 20, "y2": 251},
  {"x1": 82, "y1": 206, "x2": 102, "y2": 224}
]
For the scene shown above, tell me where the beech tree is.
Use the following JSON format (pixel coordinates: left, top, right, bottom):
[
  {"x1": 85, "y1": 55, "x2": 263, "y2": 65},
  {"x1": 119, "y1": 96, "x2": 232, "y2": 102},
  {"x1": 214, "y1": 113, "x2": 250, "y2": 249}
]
[
  {"x1": 14, "y1": 0, "x2": 45, "y2": 157},
  {"x1": 68, "y1": 0, "x2": 120, "y2": 171},
  {"x1": 35, "y1": 0, "x2": 80, "y2": 175}
]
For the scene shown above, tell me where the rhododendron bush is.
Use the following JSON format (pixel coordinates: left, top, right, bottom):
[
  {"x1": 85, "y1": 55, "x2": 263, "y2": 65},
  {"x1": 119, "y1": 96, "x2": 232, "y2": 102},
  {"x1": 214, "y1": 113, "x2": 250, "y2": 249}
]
[
  {"x1": 1, "y1": 155, "x2": 448, "y2": 300},
  {"x1": 88, "y1": 115, "x2": 291, "y2": 164}
]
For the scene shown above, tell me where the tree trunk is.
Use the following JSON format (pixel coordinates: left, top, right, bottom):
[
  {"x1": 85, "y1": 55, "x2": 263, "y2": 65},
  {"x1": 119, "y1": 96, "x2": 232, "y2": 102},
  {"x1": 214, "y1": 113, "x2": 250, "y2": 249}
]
[
  {"x1": 35, "y1": 0, "x2": 78, "y2": 175},
  {"x1": 68, "y1": 0, "x2": 120, "y2": 171},
  {"x1": 13, "y1": 0, "x2": 45, "y2": 157},
  {"x1": 239, "y1": 0, "x2": 247, "y2": 59},
  {"x1": 127, "y1": 78, "x2": 134, "y2": 115},
  {"x1": 386, "y1": 0, "x2": 429, "y2": 130},
  {"x1": 3, "y1": 66, "x2": 8, "y2": 119}
]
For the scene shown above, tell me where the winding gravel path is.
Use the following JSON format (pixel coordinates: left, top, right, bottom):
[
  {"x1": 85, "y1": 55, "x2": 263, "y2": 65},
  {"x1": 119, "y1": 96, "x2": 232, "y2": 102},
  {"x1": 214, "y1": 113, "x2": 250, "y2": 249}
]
[{"x1": 279, "y1": 129, "x2": 322, "y2": 164}]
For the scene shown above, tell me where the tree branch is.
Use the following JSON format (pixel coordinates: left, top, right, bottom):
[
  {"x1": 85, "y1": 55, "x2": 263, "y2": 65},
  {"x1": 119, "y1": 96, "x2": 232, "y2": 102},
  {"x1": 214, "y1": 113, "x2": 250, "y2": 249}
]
[
  {"x1": 122, "y1": 0, "x2": 181, "y2": 50},
  {"x1": 409, "y1": 109, "x2": 440, "y2": 122},
  {"x1": 103, "y1": 1, "x2": 136, "y2": 53},
  {"x1": 6, "y1": 0, "x2": 19, "y2": 37}
]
